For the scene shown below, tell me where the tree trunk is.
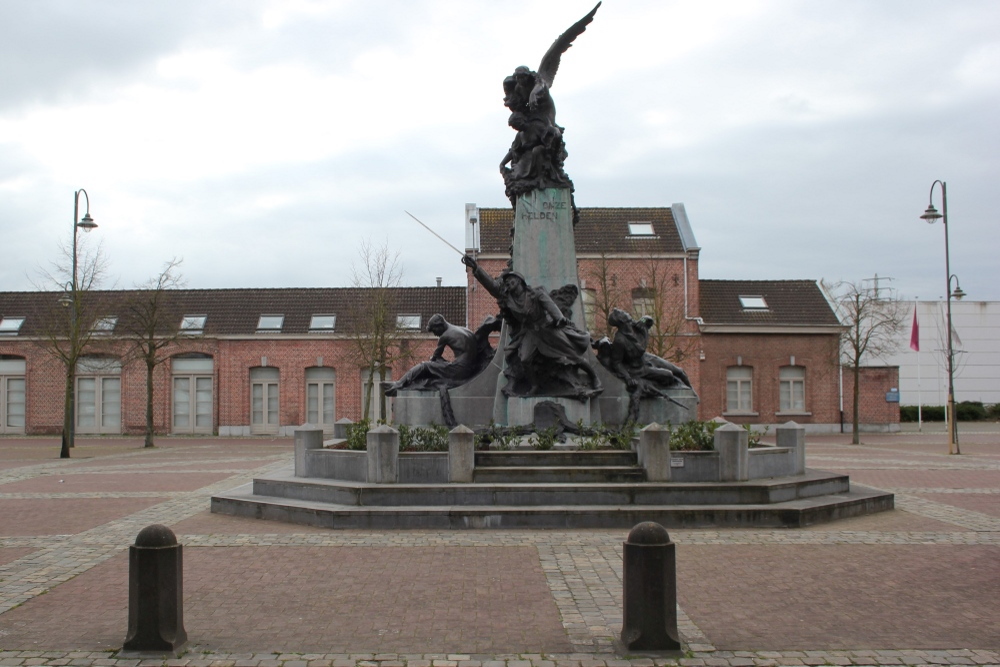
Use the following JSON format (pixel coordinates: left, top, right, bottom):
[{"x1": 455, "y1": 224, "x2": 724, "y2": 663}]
[
  {"x1": 145, "y1": 356, "x2": 155, "y2": 448},
  {"x1": 851, "y1": 363, "x2": 861, "y2": 445},
  {"x1": 60, "y1": 368, "x2": 74, "y2": 458}
]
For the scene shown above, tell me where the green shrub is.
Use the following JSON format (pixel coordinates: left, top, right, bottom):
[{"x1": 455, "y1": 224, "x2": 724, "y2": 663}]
[
  {"x1": 956, "y1": 401, "x2": 987, "y2": 421},
  {"x1": 986, "y1": 404, "x2": 1000, "y2": 420},
  {"x1": 476, "y1": 421, "x2": 520, "y2": 450},
  {"x1": 399, "y1": 423, "x2": 450, "y2": 452},
  {"x1": 900, "y1": 405, "x2": 919, "y2": 422},
  {"x1": 668, "y1": 420, "x2": 720, "y2": 451},
  {"x1": 744, "y1": 423, "x2": 769, "y2": 447},
  {"x1": 345, "y1": 418, "x2": 371, "y2": 450},
  {"x1": 528, "y1": 426, "x2": 560, "y2": 450}
]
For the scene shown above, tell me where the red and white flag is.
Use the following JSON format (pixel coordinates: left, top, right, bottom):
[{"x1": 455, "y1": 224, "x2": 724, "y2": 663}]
[{"x1": 909, "y1": 307, "x2": 920, "y2": 352}]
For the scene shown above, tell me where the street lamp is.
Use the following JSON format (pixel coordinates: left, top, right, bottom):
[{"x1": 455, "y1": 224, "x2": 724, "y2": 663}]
[
  {"x1": 60, "y1": 189, "x2": 98, "y2": 459},
  {"x1": 920, "y1": 180, "x2": 961, "y2": 455}
]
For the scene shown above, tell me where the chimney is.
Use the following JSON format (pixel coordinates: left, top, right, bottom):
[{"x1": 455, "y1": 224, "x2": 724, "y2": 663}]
[{"x1": 436, "y1": 277, "x2": 442, "y2": 288}]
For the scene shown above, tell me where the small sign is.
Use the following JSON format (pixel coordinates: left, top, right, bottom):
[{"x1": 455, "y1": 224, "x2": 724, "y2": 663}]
[
  {"x1": 885, "y1": 391, "x2": 900, "y2": 403},
  {"x1": 670, "y1": 457, "x2": 684, "y2": 468}
]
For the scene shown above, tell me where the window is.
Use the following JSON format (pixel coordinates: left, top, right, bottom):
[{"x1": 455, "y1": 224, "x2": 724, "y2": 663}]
[
  {"x1": 309, "y1": 314, "x2": 337, "y2": 331},
  {"x1": 739, "y1": 295, "x2": 768, "y2": 310},
  {"x1": 75, "y1": 357, "x2": 122, "y2": 434},
  {"x1": 396, "y1": 315, "x2": 421, "y2": 330},
  {"x1": 0, "y1": 357, "x2": 26, "y2": 434},
  {"x1": 180, "y1": 315, "x2": 207, "y2": 334},
  {"x1": 250, "y1": 367, "x2": 280, "y2": 435},
  {"x1": 172, "y1": 356, "x2": 214, "y2": 434},
  {"x1": 256, "y1": 315, "x2": 284, "y2": 332},
  {"x1": 92, "y1": 316, "x2": 117, "y2": 335},
  {"x1": 627, "y1": 222, "x2": 655, "y2": 236},
  {"x1": 779, "y1": 366, "x2": 806, "y2": 412},
  {"x1": 0, "y1": 317, "x2": 25, "y2": 336},
  {"x1": 306, "y1": 367, "x2": 336, "y2": 432},
  {"x1": 726, "y1": 366, "x2": 753, "y2": 413},
  {"x1": 631, "y1": 287, "x2": 655, "y2": 319}
]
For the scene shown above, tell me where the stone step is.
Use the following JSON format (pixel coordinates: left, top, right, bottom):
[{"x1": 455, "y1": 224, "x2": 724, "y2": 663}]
[
  {"x1": 472, "y1": 465, "x2": 646, "y2": 484},
  {"x1": 248, "y1": 468, "x2": 851, "y2": 507},
  {"x1": 475, "y1": 450, "x2": 637, "y2": 467},
  {"x1": 212, "y1": 483, "x2": 894, "y2": 530}
]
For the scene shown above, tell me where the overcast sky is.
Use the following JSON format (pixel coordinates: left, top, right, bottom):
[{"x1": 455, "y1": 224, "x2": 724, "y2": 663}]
[{"x1": 1, "y1": 0, "x2": 997, "y2": 302}]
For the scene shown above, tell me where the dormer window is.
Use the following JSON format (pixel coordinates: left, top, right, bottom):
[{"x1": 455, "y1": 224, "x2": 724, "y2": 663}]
[
  {"x1": 0, "y1": 317, "x2": 25, "y2": 336},
  {"x1": 180, "y1": 315, "x2": 207, "y2": 334},
  {"x1": 627, "y1": 222, "x2": 655, "y2": 236},
  {"x1": 396, "y1": 314, "x2": 421, "y2": 330},
  {"x1": 92, "y1": 316, "x2": 118, "y2": 335},
  {"x1": 739, "y1": 296, "x2": 769, "y2": 310},
  {"x1": 309, "y1": 314, "x2": 336, "y2": 331},
  {"x1": 256, "y1": 315, "x2": 284, "y2": 332}
]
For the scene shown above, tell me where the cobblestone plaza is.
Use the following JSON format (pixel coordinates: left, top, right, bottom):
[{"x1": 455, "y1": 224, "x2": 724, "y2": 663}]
[{"x1": 0, "y1": 426, "x2": 997, "y2": 666}]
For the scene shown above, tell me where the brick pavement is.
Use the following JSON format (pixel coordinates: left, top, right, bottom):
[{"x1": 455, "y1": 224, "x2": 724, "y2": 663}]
[{"x1": 0, "y1": 431, "x2": 997, "y2": 667}]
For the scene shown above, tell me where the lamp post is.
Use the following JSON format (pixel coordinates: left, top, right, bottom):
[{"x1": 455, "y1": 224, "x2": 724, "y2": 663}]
[
  {"x1": 920, "y1": 180, "x2": 961, "y2": 455},
  {"x1": 59, "y1": 189, "x2": 98, "y2": 459}
]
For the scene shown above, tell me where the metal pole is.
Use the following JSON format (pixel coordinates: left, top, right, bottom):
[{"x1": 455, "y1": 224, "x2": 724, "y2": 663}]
[{"x1": 939, "y1": 183, "x2": 960, "y2": 454}]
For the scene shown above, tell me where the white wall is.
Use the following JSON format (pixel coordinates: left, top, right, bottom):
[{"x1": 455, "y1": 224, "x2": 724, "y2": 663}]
[{"x1": 881, "y1": 301, "x2": 1000, "y2": 406}]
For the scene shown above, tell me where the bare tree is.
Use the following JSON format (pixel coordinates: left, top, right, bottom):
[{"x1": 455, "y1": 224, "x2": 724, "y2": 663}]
[
  {"x1": 582, "y1": 251, "x2": 624, "y2": 338},
  {"x1": 118, "y1": 258, "x2": 185, "y2": 448},
  {"x1": 349, "y1": 239, "x2": 412, "y2": 421},
  {"x1": 33, "y1": 238, "x2": 111, "y2": 458},
  {"x1": 832, "y1": 277, "x2": 907, "y2": 444},
  {"x1": 635, "y1": 256, "x2": 700, "y2": 363}
]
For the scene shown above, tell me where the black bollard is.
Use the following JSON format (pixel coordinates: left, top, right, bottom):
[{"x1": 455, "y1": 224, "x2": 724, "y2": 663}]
[
  {"x1": 123, "y1": 524, "x2": 187, "y2": 652},
  {"x1": 620, "y1": 521, "x2": 681, "y2": 652}
]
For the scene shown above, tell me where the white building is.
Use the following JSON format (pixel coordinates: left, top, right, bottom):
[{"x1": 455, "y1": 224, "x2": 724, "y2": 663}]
[{"x1": 882, "y1": 301, "x2": 1000, "y2": 407}]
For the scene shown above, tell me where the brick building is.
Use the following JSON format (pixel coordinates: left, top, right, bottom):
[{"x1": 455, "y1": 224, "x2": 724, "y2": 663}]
[{"x1": 0, "y1": 204, "x2": 899, "y2": 437}]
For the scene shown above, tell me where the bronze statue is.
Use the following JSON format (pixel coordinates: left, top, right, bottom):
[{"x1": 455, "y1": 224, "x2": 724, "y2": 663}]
[
  {"x1": 463, "y1": 254, "x2": 601, "y2": 399},
  {"x1": 594, "y1": 308, "x2": 696, "y2": 421},
  {"x1": 500, "y1": 3, "x2": 600, "y2": 213},
  {"x1": 382, "y1": 315, "x2": 479, "y2": 396}
]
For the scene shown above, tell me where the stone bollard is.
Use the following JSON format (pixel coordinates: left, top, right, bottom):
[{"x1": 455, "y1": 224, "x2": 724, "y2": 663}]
[
  {"x1": 333, "y1": 417, "x2": 354, "y2": 441},
  {"x1": 123, "y1": 524, "x2": 187, "y2": 653},
  {"x1": 638, "y1": 422, "x2": 671, "y2": 482},
  {"x1": 294, "y1": 426, "x2": 324, "y2": 477},
  {"x1": 449, "y1": 425, "x2": 476, "y2": 482},
  {"x1": 715, "y1": 422, "x2": 749, "y2": 481},
  {"x1": 776, "y1": 421, "x2": 806, "y2": 474},
  {"x1": 367, "y1": 424, "x2": 399, "y2": 483},
  {"x1": 620, "y1": 521, "x2": 681, "y2": 652}
]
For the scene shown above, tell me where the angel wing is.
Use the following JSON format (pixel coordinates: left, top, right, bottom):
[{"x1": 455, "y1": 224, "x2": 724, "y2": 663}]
[{"x1": 536, "y1": 2, "x2": 601, "y2": 89}]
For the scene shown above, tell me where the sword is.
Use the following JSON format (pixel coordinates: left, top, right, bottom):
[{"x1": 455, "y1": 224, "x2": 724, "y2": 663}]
[{"x1": 404, "y1": 210, "x2": 465, "y2": 257}]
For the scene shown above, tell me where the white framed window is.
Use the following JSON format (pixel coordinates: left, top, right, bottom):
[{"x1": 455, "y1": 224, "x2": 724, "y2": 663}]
[
  {"x1": 172, "y1": 356, "x2": 214, "y2": 434},
  {"x1": 75, "y1": 357, "x2": 122, "y2": 434},
  {"x1": 306, "y1": 367, "x2": 336, "y2": 432},
  {"x1": 726, "y1": 366, "x2": 753, "y2": 413},
  {"x1": 779, "y1": 366, "x2": 806, "y2": 412},
  {"x1": 0, "y1": 317, "x2": 25, "y2": 336},
  {"x1": 309, "y1": 314, "x2": 336, "y2": 331},
  {"x1": 0, "y1": 357, "x2": 26, "y2": 434},
  {"x1": 627, "y1": 222, "x2": 655, "y2": 236},
  {"x1": 632, "y1": 287, "x2": 655, "y2": 319},
  {"x1": 250, "y1": 367, "x2": 280, "y2": 434},
  {"x1": 180, "y1": 315, "x2": 207, "y2": 334},
  {"x1": 396, "y1": 314, "x2": 421, "y2": 330},
  {"x1": 256, "y1": 315, "x2": 284, "y2": 332},
  {"x1": 739, "y1": 295, "x2": 768, "y2": 310},
  {"x1": 581, "y1": 288, "x2": 597, "y2": 334}
]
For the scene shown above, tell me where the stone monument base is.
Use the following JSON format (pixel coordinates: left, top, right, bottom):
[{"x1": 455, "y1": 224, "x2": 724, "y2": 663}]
[{"x1": 506, "y1": 396, "x2": 595, "y2": 427}]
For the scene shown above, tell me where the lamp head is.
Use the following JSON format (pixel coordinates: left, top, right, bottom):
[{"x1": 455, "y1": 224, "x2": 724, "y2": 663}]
[
  {"x1": 920, "y1": 204, "x2": 942, "y2": 224},
  {"x1": 952, "y1": 285, "x2": 966, "y2": 301},
  {"x1": 77, "y1": 213, "x2": 97, "y2": 232}
]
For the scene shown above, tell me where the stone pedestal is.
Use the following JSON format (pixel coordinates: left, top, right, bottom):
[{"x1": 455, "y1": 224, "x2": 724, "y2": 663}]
[
  {"x1": 638, "y1": 423, "x2": 671, "y2": 482},
  {"x1": 506, "y1": 396, "x2": 593, "y2": 427},
  {"x1": 366, "y1": 425, "x2": 399, "y2": 483},
  {"x1": 776, "y1": 421, "x2": 806, "y2": 474},
  {"x1": 715, "y1": 422, "x2": 749, "y2": 482},
  {"x1": 448, "y1": 425, "x2": 476, "y2": 482},
  {"x1": 294, "y1": 426, "x2": 324, "y2": 477},
  {"x1": 392, "y1": 390, "x2": 443, "y2": 426}
]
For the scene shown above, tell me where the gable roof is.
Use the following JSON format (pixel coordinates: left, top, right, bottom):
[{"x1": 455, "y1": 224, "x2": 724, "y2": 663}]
[
  {"x1": 478, "y1": 206, "x2": 690, "y2": 256},
  {"x1": 0, "y1": 287, "x2": 465, "y2": 337},
  {"x1": 699, "y1": 280, "x2": 842, "y2": 329}
]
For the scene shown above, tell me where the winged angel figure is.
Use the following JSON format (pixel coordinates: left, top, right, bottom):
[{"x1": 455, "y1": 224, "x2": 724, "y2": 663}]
[{"x1": 500, "y1": 3, "x2": 601, "y2": 210}]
